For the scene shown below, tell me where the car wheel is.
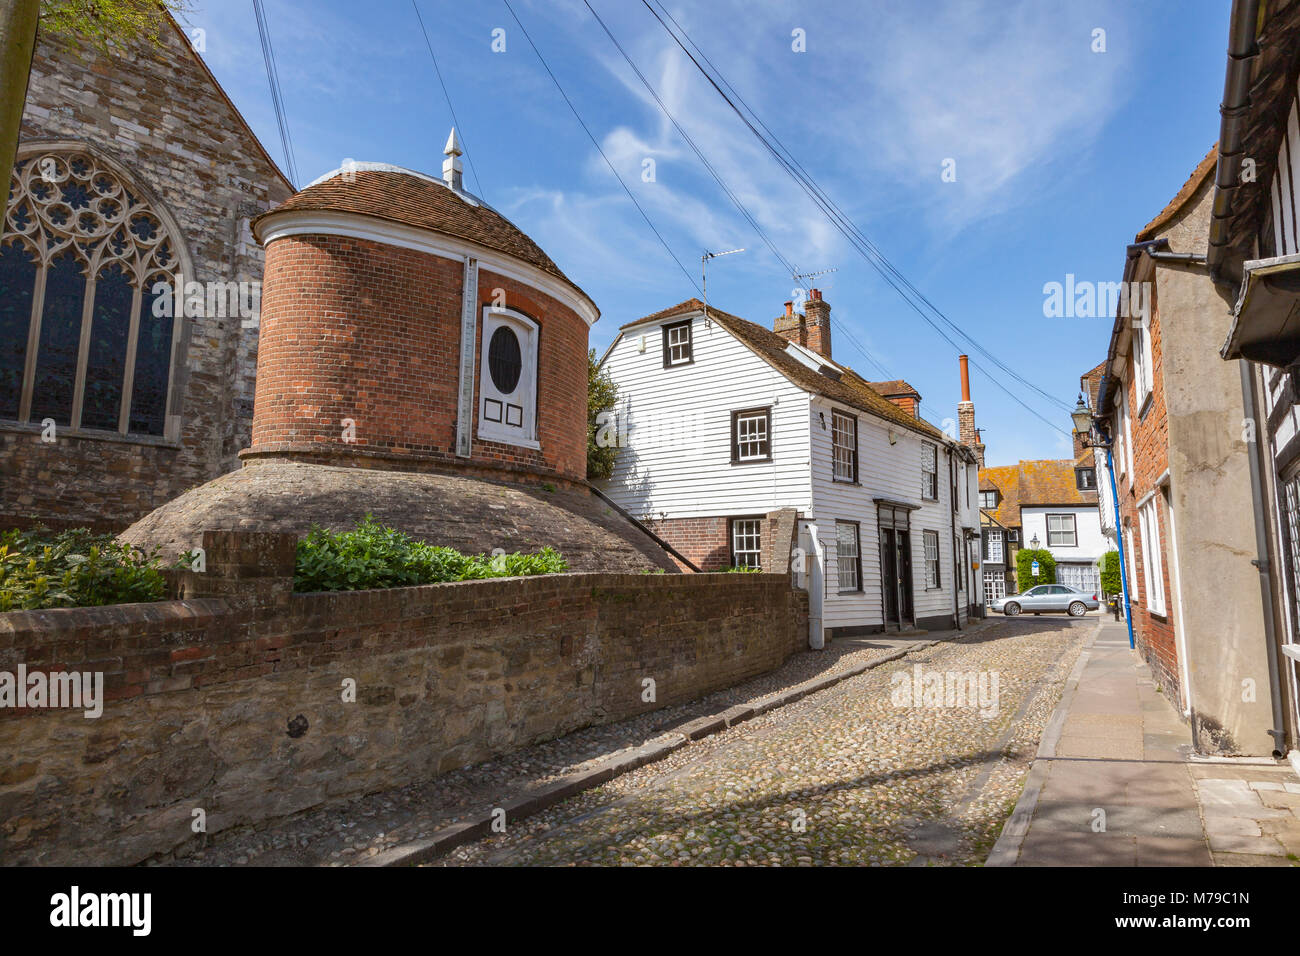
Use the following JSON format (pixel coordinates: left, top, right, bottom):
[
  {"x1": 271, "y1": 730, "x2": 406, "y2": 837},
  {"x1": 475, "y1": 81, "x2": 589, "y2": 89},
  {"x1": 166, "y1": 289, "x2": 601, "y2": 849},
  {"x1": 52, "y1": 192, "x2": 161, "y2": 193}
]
[
  {"x1": 1068, "y1": 601, "x2": 1087, "y2": 617},
  {"x1": 1004, "y1": 602, "x2": 1021, "y2": 616}
]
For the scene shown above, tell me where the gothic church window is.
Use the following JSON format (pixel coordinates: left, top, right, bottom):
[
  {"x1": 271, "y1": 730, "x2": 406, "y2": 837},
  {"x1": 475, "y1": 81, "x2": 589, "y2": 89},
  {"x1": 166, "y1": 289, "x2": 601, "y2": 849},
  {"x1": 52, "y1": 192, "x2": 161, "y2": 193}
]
[{"x1": 1, "y1": 151, "x2": 183, "y2": 437}]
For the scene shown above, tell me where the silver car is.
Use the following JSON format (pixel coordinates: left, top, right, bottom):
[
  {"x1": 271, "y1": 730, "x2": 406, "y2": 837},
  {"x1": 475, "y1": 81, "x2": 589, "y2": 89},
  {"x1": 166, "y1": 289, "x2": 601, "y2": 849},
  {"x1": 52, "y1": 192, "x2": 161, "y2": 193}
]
[{"x1": 990, "y1": 584, "x2": 1099, "y2": 617}]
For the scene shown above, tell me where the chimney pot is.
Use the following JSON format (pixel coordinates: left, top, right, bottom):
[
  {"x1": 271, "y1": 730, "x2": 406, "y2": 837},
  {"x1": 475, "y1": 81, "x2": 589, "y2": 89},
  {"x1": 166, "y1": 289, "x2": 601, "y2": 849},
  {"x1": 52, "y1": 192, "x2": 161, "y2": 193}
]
[
  {"x1": 959, "y1": 354, "x2": 971, "y2": 403},
  {"x1": 784, "y1": 301, "x2": 793, "y2": 316}
]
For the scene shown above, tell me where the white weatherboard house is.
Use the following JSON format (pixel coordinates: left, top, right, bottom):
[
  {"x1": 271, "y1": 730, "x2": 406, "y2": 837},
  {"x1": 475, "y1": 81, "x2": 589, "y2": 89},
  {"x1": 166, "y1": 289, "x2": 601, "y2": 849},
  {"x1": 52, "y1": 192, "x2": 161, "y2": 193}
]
[{"x1": 598, "y1": 293, "x2": 983, "y2": 646}]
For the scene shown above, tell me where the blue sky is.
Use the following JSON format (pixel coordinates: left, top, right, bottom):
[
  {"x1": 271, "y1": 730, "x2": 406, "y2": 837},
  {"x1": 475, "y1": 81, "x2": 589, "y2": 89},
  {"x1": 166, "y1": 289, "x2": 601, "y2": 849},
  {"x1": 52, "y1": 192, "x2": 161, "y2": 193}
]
[{"x1": 180, "y1": 0, "x2": 1229, "y2": 467}]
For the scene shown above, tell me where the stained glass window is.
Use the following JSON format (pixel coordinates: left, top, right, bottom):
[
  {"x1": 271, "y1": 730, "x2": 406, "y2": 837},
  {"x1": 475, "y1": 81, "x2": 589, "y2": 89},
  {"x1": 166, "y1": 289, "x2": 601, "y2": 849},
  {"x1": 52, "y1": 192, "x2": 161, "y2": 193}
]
[{"x1": 0, "y1": 151, "x2": 182, "y2": 437}]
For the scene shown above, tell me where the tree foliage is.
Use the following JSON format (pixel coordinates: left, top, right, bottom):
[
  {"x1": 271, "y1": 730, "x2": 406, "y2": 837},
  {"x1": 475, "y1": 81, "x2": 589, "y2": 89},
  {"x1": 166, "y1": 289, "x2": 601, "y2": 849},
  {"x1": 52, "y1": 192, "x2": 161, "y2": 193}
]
[
  {"x1": 1099, "y1": 549, "x2": 1122, "y2": 597},
  {"x1": 39, "y1": 0, "x2": 190, "y2": 53},
  {"x1": 587, "y1": 349, "x2": 620, "y2": 480},
  {"x1": 1015, "y1": 547, "x2": 1056, "y2": 592}
]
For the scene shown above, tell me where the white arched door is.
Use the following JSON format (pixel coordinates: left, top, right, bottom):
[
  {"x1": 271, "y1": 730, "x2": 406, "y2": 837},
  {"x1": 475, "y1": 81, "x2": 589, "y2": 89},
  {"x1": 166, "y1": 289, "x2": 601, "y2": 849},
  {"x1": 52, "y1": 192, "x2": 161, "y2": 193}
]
[{"x1": 477, "y1": 306, "x2": 538, "y2": 447}]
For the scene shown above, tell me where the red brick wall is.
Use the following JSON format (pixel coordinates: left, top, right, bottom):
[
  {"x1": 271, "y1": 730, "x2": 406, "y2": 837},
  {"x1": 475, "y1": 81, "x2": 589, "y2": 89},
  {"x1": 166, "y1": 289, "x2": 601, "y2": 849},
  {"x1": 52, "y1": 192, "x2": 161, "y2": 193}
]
[
  {"x1": 251, "y1": 235, "x2": 588, "y2": 482},
  {"x1": 651, "y1": 516, "x2": 732, "y2": 570},
  {"x1": 0, "y1": 530, "x2": 807, "y2": 865},
  {"x1": 1114, "y1": 298, "x2": 1180, "y2": 701}
]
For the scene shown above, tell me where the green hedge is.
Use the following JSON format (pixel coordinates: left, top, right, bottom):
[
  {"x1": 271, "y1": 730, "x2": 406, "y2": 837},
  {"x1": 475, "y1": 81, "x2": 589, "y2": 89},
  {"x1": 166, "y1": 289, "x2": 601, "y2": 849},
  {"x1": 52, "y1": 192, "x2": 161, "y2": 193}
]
[
  {"x1": 1015, "y1": 548, "x2": 1056, "y2": 591},
  {"x1": 1099, "y1": 550, "x2": 1122, "y2": 597},
  {"x1": 0, "y1": 527, "x2": 168, "y2": 612},
  {"x1": 293, "y1": 516, "x2": 568, "y2": 593}
]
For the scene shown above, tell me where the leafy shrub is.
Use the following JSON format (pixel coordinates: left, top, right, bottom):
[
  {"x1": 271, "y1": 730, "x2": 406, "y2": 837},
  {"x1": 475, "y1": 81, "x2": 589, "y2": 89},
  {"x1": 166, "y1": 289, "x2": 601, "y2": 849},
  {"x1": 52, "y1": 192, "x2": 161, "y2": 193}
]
[
  {"x1": 1015, "y1": 548, "x2": 1056, "y2": 592},
  {"x1": 0, "y1": 526, "x2": 168, "y2": 612},
  {"x1": 717, "y1": 565, "x2": 761, "y2": 573},
  {"x1": 1099, "y1": 550, "x2": 1122, "y2": 597},
  {"x1": 293, "y1": 516, "x2": 568, "y2": 593}
]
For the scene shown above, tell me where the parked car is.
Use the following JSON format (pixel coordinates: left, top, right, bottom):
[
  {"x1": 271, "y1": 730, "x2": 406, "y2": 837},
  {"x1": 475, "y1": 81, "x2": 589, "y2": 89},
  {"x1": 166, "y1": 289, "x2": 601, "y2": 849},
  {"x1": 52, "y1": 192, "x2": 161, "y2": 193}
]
[{"x1": 990, "y1": 584, "x2": 1099, "y2": 617}]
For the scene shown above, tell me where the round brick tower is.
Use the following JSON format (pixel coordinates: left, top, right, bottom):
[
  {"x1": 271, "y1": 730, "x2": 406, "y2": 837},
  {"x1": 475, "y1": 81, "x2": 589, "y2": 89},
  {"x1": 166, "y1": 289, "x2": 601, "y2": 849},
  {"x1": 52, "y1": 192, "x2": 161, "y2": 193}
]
[
  {"x1": 245, "y1": 136, "x2": 598, "y2": 484},
  {"x1": 119, "y1": 133, "x2": 679, "y2": 573}
]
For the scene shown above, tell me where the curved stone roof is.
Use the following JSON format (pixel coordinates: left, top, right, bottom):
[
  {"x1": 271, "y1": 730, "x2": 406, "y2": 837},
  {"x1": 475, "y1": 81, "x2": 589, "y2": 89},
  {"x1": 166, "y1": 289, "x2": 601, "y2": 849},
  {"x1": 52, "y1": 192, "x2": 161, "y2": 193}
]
[
  {"x1": 120, "y1": 461, "x2": 681, "y2": 573},
  {"x1": 252, "y1": 165, "x2": 594, "y2": 311}
]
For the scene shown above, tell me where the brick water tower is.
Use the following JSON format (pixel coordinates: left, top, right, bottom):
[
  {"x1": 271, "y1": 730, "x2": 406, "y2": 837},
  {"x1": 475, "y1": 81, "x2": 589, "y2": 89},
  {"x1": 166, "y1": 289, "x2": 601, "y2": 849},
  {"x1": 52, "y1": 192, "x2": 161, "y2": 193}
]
[{"x1": 122, "y1": 132, "x2": 677, "y2": 572}]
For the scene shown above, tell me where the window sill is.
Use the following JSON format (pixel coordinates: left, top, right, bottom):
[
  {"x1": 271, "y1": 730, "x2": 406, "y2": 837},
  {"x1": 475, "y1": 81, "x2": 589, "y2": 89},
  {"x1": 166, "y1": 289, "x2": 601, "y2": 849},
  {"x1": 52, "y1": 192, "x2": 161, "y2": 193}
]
[
  {"x1": 1137, "y1": 390, "x2": 1154, "y2": 421},
  {"x1": 0, "y1": 420, "x2": 181, "y2": 449},
  {"x1": 837, "y1": 589, "x2": 863, "y2": 595},
  {"x1": 731, "y1": 457, "x2": 773, "y2": 466},
  {"x1": 477, "y1": 429, "x2": 541, "y2": 451},
  {"x1": 832, "y1": 476, "x2": 859, "y2": 485}
]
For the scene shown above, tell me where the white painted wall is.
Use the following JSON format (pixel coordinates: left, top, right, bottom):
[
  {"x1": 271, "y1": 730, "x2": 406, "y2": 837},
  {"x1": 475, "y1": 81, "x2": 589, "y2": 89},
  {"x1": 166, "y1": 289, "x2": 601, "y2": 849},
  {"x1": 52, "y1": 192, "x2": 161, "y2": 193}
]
[
  {"x1": 598, "y1": 311, "x2": 811, "y2": 520},
  {"x1": 601, "y1": 309, "x2": 970, "y2": 633},
  {"x1": 1020, "y1": 505, "x2": 1106, "y2": 565},
  {"x1": 809, "y1": 396, "x2": 964, "y2": 630}
]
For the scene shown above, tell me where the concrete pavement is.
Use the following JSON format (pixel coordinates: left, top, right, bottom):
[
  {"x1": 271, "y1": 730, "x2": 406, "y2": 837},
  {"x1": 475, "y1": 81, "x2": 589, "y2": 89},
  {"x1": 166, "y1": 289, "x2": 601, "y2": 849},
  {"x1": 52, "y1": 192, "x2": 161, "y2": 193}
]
[{"x1": 989, "y1": 621, "x2": 1300, "y2": 866}]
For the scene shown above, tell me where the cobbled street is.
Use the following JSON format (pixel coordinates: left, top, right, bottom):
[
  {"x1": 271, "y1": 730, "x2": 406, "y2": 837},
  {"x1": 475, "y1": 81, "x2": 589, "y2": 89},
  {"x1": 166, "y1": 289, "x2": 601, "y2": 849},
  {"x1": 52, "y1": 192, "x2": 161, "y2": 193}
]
[{"x1": 438, "y1": 617, "x2": 1092, "y2": 867}]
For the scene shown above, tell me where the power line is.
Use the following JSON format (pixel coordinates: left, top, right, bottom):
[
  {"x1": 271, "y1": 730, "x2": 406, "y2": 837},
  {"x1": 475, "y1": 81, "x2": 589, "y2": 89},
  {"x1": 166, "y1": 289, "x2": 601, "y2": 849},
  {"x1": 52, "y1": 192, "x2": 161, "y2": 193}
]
[
  {"x1": 500, "y1": 0, "x2": 700, "y2": 296},
  {"x1": 583, "y1": 0, "x2": 986, "y2": 431},
  {"x1": 582, "y1": 0, "x2": 796, "y2": 281},
  {"x1": 639, "y1": 0, "x2": 1075, "y2": 436},
  {"x1": 411, "y1": 0, "x2": 485, "y2": 199},
  {"x1": 252, "y1": 0, "x2": 299, "y2": 188}
]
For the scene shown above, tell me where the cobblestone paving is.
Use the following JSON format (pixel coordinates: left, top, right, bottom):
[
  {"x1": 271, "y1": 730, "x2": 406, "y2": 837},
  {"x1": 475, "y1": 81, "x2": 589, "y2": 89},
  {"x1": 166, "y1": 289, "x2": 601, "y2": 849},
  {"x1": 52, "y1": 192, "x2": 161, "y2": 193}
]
[
  {"x1": 163, "y1": 625, "x2": 946, "y2": 866},
  {"x1": 438, "y1": 618, "x2": 1089, "y2": 867}
]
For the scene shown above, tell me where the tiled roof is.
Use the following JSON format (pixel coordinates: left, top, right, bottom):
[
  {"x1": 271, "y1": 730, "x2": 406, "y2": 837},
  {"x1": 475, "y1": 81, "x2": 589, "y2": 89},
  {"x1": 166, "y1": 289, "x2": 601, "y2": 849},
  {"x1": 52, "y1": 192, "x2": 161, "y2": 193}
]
[
  {"x1": 253, "y1": 168, "x2": 592, "y2": 307},
  {"x1": 978, "y1": 458, "x2": 1098, "y2": 528},
  {"x1": 1135, "y1": 145, "x2": 1217, "y2": 242},
  {"x1": 866, "y1": 379, "x2": 921, "y2": 399},
  {"x1": 622, "y1": 299, "x2": 950, "y2": 442}
]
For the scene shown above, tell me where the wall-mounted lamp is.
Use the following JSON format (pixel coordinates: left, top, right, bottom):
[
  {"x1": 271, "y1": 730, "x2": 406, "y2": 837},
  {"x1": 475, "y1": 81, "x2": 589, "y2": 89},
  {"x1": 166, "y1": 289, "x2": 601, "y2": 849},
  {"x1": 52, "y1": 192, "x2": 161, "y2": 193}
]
[
  {"x1": 888, "y1": 429, "x2": 898, "y2": 445},
  {"x1": 818, "y1": 412, "x2": 826, "y2": 430}
]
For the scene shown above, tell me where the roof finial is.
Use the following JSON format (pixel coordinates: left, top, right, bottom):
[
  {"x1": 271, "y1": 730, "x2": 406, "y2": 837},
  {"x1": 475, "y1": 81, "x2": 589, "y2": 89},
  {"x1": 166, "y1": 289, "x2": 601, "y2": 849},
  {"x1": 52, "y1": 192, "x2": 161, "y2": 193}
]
[{"x1": 442, "y1": 127, "x2": 464, "y2": 191}]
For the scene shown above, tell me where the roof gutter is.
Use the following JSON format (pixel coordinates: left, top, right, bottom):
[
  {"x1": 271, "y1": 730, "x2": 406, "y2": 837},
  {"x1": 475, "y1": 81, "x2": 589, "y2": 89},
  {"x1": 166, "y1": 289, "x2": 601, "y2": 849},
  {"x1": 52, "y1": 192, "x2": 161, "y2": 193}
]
[{"x1": 1207, "y1": 0, "x2": 1263, "y2": 287}]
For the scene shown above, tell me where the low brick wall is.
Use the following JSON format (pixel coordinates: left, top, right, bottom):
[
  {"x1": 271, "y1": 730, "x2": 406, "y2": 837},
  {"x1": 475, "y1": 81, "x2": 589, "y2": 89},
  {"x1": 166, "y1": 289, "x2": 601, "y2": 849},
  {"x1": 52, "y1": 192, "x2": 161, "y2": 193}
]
[{"x1": 0, "y1": 532, "x2": 807, "y2": 865}]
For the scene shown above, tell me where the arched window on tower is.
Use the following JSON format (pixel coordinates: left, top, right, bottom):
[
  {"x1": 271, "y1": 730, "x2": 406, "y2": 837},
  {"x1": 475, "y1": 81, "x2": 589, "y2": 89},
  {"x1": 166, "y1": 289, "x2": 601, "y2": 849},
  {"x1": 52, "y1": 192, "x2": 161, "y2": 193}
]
[{"x1": 0, "y1": 150, "x2": 183, "y2": 437}]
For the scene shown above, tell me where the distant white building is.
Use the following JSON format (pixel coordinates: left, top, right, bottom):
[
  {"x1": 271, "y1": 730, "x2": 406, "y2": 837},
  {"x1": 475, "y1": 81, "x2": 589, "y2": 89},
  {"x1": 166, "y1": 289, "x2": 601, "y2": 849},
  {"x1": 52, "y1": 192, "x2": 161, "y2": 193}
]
[
  {"x1": 978, "y1": 456, "x2": 1107, "y2": 597},
  {"x1": 598, "y1": 292, "x2": 983, "y2": 646}
]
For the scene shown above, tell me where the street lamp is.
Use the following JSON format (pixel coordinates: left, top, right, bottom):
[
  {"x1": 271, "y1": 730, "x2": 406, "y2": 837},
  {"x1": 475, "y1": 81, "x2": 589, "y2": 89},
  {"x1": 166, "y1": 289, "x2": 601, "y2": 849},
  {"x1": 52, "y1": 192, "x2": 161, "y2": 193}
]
[
  {"x1": 1071, "y1": 395, "x2": 1093, "y2": 437},
  {"x1": 1029, "y1": 533, "x2": 1040, "y2": 549}
]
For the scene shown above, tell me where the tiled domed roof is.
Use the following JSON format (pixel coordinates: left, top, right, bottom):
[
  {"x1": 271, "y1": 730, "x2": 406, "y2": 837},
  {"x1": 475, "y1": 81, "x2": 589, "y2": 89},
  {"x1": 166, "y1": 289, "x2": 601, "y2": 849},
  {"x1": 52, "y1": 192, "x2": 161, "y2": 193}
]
[{"x1": 253, "y1": 164, "x2": 594, "y2": 312}]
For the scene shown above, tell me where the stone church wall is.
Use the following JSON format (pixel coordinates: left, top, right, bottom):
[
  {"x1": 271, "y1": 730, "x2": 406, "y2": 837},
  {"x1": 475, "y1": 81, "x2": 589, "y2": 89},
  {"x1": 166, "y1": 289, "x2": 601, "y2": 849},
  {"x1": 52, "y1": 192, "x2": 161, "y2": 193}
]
[{"x1": 1, "y1": 24, "x2": 292, "y2": 530}]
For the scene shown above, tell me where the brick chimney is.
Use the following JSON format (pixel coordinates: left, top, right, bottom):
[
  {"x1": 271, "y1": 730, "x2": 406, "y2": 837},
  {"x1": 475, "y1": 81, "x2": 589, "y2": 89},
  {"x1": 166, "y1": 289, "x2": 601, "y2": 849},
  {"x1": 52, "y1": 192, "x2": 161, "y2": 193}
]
[
  {"x1": 774, "y1": 300, "x2": 806, "y2": 348},
  {"x1": 958, "y1": 355, "x2": 986, "y2": 468},
  {"x1": 803, "y1": 289, "x2": 831, "y2": 359}
]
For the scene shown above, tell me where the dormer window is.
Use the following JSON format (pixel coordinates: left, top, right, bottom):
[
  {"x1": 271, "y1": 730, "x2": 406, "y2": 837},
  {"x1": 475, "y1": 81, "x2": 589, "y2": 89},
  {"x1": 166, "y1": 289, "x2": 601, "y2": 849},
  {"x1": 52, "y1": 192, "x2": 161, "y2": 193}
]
[
  {"x1": 979, "y1": 490, "x2": 998, "y2": 510},
  {"x1": 1076, "y1": 467, "x2": 1096, "y2": 490},
  {"x1": 662, "y1": 319, "x2": 693, "y2": 367}
]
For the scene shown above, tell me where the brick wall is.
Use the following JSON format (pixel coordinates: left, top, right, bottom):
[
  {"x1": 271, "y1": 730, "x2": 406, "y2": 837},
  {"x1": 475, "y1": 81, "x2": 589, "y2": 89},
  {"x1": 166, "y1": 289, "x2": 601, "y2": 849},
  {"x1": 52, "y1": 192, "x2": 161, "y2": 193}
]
[
  {"x1": 1, "y1": 25, "x2": 292, "y2": 530},
  {"x1": 0, "y1": 531, "x2": 807, "y2": 865},
  {"x1": 248, "y1": 236, "x2": 588, "y2": 482},
  {"x1": 650, "y1": 516, "x2": 732, "y2": 570},
  {"x1": 1115, "y1": 295, "x2": 1180, "y2": 703}
]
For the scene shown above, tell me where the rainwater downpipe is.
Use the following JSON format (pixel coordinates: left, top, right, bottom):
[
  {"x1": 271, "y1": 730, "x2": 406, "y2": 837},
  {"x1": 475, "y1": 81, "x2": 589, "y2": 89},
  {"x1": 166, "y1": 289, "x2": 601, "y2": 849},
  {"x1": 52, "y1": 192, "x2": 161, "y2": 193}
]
[
  {"x1": 1104, "y1": 440, "x2": 1136, "y2": 650},
  {"x1": 1238, "y1": 360, "x2": 1288, "y2": 756}
]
